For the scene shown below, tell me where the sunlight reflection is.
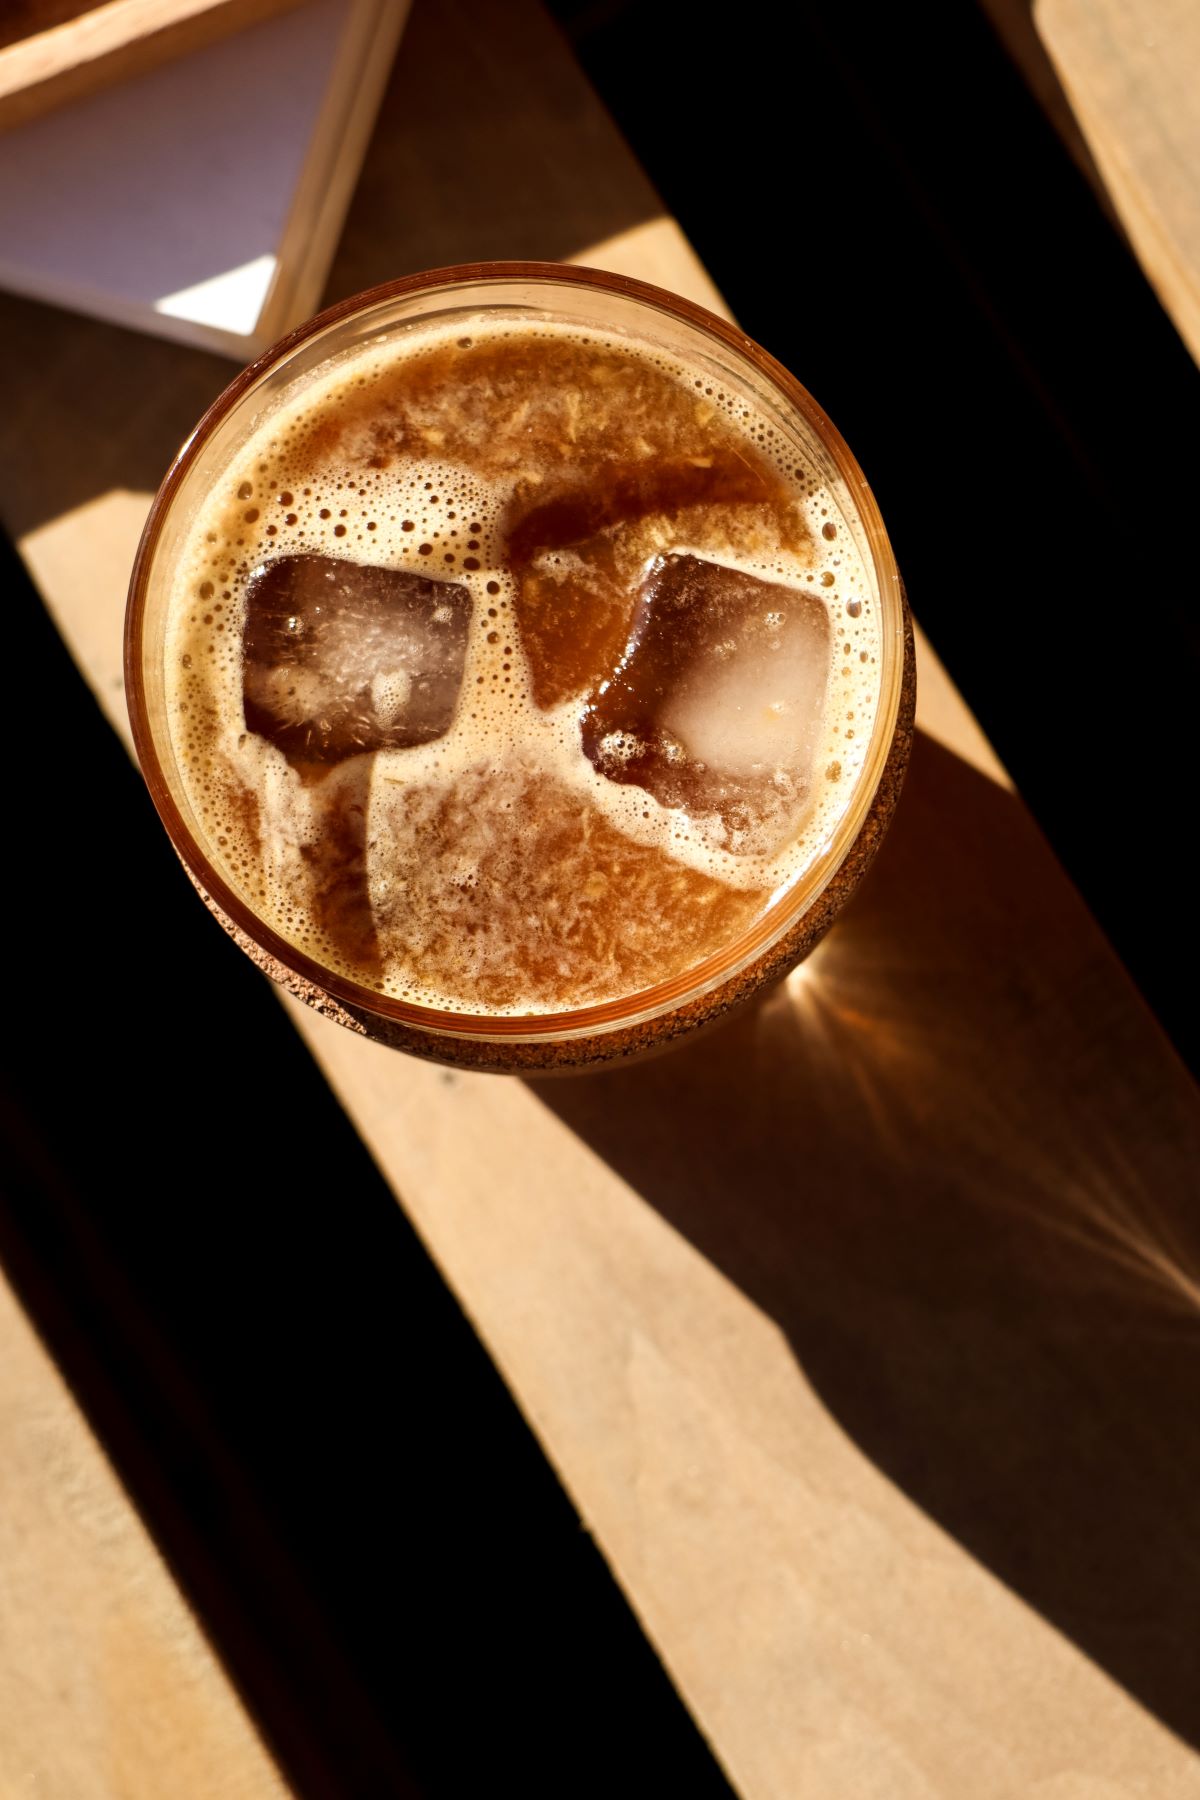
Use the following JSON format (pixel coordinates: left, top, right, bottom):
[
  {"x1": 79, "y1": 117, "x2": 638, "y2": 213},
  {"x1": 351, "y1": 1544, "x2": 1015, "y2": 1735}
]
[
  {"x1": 768, "y1": 935, "x2": 923, "y2": 1158},
  {"x1": 1014, "y1": 1138, "x2": 1200, "y2": 1320},
  {"x1": 772, "y1": 930, "x2": 1200, "y2": 1320},
  {"x1": 782, "y1": 930, "x2": 922, "y2": 1070}
]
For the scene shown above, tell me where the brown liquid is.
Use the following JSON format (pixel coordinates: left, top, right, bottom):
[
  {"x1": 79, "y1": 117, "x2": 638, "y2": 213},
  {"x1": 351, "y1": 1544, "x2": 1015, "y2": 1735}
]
[
  {"x1": 368, "y1": 758, "x2": 765, "y2": 1013},
  {"x1": 169, "y1": 324, "x2": 856, "y2": 1014}
]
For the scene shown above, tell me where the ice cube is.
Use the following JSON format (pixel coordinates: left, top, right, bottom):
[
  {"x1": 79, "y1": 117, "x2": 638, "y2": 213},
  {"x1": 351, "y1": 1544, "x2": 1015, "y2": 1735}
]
[
  {"x1": 581, "y1": 553, "x2": 832, "y2": 854},
  {"x1": 504, "y1": 451, "x2": 787, "y2": 709},
  {"x1": 242, "y1": 555, "x2": 471, "y2": 767}
]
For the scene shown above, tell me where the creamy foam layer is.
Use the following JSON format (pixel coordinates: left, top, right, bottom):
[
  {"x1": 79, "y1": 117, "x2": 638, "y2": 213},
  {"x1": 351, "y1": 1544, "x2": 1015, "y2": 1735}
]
[{"x1": 164, "y1": 315, "x2": 883, "y2": 1013}]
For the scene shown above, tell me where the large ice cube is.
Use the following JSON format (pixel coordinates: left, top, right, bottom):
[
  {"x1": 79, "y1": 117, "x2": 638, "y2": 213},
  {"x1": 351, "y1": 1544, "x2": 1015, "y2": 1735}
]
[
  {"x1": 581, "y1": 553, "x2": 832, "y2": 854},
  {"x1": 242, "y1": 555, "x2": 471, "y2": 767},
  {"x1": 504, "y1": 451, "x2": 789, "y2": 709}
]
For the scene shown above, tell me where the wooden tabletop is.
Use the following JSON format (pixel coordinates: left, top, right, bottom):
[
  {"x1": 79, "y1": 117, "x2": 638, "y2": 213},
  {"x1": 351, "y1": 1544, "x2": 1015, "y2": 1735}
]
[
  {"x1": 2, "y1": 1, "x2": 1199, "y2": 1795},
  {"x1": 983, "y1": 0, "x2": 1200, "y2": 362},
  {"x1": 1038, "y1": 0, "x2": 1200, "y2": 363}
]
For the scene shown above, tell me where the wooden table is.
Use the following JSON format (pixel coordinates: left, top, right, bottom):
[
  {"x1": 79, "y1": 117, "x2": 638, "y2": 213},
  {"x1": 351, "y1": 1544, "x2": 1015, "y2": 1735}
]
[
  {"x1": 3, "y1": 1, "x2": 1199, "y2": 1794},
  {"x1": 985, "y1": 0, "x2": 1200, "y2": 364}
]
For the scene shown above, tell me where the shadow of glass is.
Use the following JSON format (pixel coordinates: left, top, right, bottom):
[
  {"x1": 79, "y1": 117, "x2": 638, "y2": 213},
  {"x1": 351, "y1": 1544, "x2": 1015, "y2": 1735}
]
[{"x1": 530, "y1": 727, "x2": 1200, "y2": 1748}]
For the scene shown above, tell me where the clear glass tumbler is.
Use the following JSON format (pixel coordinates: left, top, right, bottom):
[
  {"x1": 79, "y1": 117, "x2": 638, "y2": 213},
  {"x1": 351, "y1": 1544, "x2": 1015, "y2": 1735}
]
[{"x1": 125, "y1": 263, "x2": 914, "y2": 1071}]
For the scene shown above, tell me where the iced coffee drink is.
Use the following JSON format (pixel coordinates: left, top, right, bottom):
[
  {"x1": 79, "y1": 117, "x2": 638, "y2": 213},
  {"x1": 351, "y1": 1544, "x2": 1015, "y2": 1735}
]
[{"x1": 126, "y1": 265, "x2": 913, "y2": 1069}]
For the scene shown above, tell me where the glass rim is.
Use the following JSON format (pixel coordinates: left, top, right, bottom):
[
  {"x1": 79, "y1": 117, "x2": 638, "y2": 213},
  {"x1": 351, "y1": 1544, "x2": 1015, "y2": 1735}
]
[{"x1": 124, "y1": 259, "x2": 907, "y2": 1043}]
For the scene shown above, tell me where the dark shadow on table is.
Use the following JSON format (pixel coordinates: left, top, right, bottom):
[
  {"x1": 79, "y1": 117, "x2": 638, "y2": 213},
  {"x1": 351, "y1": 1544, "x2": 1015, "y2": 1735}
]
[
  {"x1": 0, "y1": 527, "x2": 737, "y2": 1800},
  {"x1": 530, "y1": 728, "x2": 1200, "y2": 1751}
]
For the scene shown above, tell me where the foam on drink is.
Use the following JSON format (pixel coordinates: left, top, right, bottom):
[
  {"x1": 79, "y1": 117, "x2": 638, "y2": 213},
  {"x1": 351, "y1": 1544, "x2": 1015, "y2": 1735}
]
[{"x1": 164, "y1": 318, "x2": 884, "y2": 1014}]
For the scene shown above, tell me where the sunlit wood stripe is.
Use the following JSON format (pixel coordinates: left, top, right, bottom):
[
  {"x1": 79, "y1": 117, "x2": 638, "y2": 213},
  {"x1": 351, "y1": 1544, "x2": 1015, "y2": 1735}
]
[
  {"x1": 1038, "y1": 0, "x2": 1200, "y2": 364},
  {"x1": 0, "y1": 1266, "x2": 290, "y2": 1797}
]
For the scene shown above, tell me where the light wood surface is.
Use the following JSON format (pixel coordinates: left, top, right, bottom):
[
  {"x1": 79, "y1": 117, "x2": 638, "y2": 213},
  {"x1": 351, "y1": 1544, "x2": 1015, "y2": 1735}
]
[
  {"x1": 0, "y1": 1267, "x2": 289, "y2": 1797},
  {"x1": 0, "y1": 0, "x2": 305, "y2": 132},
  {"x1": 1035, "y1": 0, "x2": 1200, "y2": 362},
  {"x1": 3, "y1": 0, "x2": 1199, "y2": 1793}
]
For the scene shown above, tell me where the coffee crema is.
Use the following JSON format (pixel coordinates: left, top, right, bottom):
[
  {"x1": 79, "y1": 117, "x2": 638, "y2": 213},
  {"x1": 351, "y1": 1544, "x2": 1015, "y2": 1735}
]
[{"x1": 163, "y1": 318, "x2": 883, "y2": 1015}]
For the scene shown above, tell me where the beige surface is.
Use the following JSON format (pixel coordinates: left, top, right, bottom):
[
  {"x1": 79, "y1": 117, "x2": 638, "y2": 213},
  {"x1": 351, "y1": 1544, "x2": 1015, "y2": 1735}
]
[
  {"x1": 0, "y1": 1268, "x2": 289, "y2": 1797},
  {"x1": 3, "y1": 0, "x2": 1200, "y2": 1793},
  {"x1": 0, "y1": 0, "x2": 304, "y2": 131},
  {"x1": 1036, "y1": 0, "x2": 1200, "y2": 361}
]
